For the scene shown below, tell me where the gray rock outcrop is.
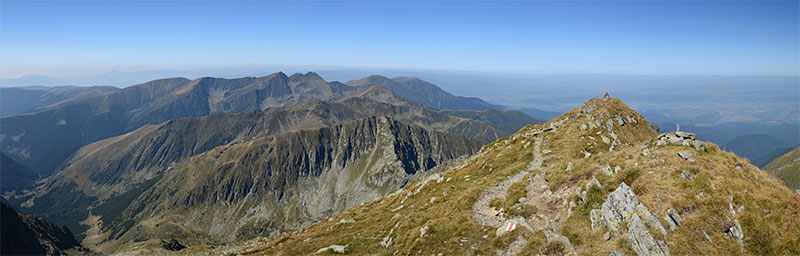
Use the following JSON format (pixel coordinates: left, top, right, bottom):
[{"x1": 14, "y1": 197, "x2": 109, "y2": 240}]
[{"x1": 592, "y1": 183, "x2": 671, "y2": 256}]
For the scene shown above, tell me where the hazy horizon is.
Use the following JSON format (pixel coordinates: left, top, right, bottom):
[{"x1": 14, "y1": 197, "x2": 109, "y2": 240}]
[{"x1": 2, "y1": 1, "x2": 798, "y2": 78}]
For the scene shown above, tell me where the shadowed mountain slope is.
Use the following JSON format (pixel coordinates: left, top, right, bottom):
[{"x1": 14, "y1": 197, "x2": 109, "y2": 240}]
[
  {"x1": 0, "y1": 153, "x2": 38, "y2": 193},
  {"x1": 1, "y1": 201, "x2": 93, "y2": 255}
]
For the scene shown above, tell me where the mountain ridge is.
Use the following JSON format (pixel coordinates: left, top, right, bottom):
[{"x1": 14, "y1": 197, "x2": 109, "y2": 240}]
[
  {"x1": 187, "y1": 96, "x2": 800, "y2": 256},
  {"x1": 1, "y1": 73, "x2": 523, "y2": 176},
  {"x1": 346, "y1": 75, "x2": 504, "y2": 111},
  {"x1": 85, "y1": 116, "x2": 483, "y2": 252}
]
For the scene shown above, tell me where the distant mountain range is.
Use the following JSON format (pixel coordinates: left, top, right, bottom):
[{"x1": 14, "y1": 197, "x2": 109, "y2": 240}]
[
  {"x1": 346, "y1": 75, "x2": 504, "y2": 110},
  {"x1": 1, "y1": 72, "x2": 539, "y2": 252},
  {"x1": 722, "y1": 134, "x2": 798, "y2": 168},
  {"x1": 0, "y1": 85, "x2": 118, "y2": 117},
  {"x1": 0, "y1": 72, "x2": 534, "y2": 176}
]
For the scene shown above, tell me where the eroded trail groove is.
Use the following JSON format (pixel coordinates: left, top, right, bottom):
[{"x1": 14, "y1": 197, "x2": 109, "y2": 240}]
[
  {"x1": 471, "y1": 137, "x2": 547, "y2": 255},
  {"x1": 471, "y1": 137, "x2": 543, "y2": 228}
]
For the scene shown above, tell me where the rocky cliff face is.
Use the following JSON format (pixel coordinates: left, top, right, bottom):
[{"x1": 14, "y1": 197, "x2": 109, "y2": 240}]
[
  {"x1": 0, "y1": 201, "x2": 93, "y2": 255},
  {"x1": 90, "y1": 116, "x2": 481, "y2": 252},
  {"x1": 202, "y1": 96, "x2": 800, "y2": 256}
]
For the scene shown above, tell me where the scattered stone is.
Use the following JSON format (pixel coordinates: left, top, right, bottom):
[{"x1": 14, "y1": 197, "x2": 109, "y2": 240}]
[
  {"x1": 677, "y1": 152, "x2": 695, "y2": 161},
  {"x1": 726, "y1": 219, "x2": 744, "y2": 249},
  {"x1": 420, "y1": 226, "x2": 429, "y2": 238},
  {"x1": 610, "y1": 250, "x2": 623, "y2": 256},
  {"x1": 545, "y1": 230, "x2": 575, "y2": 253},
  {"x1": 315, "y1": 244, "x2": 347, "y2": 254},
  {"x1": 601, "y1": 136, "x2": 611, "y2": 144},
  {"x1": 587, "y1": 175, "x2": 602, "y2": 190},
  {"x1": 642, "y1": 148, "x2": 651, "y2": 156},
  {"x1": 566, "y1": 162, "x2": 574, "y2": 171},
  {"x1": 609, "y1": 140, "x2": 618, "y2": 152},
  {"x1": 614, "y1": 166, "x2": 621, "y2": 174},
  {"x1": 665, "y1": 208, "x2": 682, "y2": 231},
  {"x1": 380, "y1": 235, "x2": 394, "y2": 248},
  {"x1": 542, "y1": 149, "x2": 552, "y2": 154},
  {"x1": 680, "y1": 171, "x2": 693, "y2": 181},
  {"x1": 703, "y1": 230, "x2": 713, "y2": 245},
  {"x1": 603, "y1": 165, "x2": 614, "y2": 176},
  {"x1": 734, "y1": 164, "x2": 743, "y2": 171},
  {"x1": 577, "y1": 187, "x2": 587, "y2": 202},
  {"x1": 584, "y1": 151, "x2": 592, "y2": 158},
  {"x1": 161, "y1": 239, "x2": 186, "y2": 251},
  {"x1": 606, "y1": 119, "x2": 615, "y2": 131},
  {"x1": 338, "y1": 219, "x2": 355, "y2": 224},
  {"x1": 603, "y1": 231, "x2": 612, "y2": 241}
]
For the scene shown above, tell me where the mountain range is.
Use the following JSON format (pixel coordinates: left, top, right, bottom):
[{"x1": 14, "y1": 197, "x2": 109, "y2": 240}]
[
  {"x1": 1, "y1": 72, "x2": 539, "y2": 254},
  {"x1": 0, "y1": 85, "x2": 119, "y2": 117},
  {"x1": 2, "y1": 73, "x2": 798, "y2": 255},
  {"x1": 0, "y1": 72, "x2": 527, "y2": 176}
]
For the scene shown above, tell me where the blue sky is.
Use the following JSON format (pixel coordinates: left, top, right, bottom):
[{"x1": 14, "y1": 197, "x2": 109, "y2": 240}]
[{"x1": 1, "y1": 1, "x2": 798, "y2": 78}]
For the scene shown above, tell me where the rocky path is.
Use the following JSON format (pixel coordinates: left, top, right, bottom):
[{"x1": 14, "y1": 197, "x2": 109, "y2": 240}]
[
  {"x1": 524, "y1": 172, "x2": 573, "y2": 231},
  {"x1": 471, "y1": 137, "x2": 545, "y2": 255}
]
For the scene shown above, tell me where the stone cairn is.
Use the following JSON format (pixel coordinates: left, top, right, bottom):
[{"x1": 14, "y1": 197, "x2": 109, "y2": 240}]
[{"x1": 656, "y1": 124, "x2": 705, "y2": 151}]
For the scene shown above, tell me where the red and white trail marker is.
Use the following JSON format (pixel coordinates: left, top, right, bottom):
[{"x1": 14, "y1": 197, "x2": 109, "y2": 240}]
[{"x1": 505, "y1": 222, "x2": 516, "y2": 232}]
